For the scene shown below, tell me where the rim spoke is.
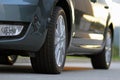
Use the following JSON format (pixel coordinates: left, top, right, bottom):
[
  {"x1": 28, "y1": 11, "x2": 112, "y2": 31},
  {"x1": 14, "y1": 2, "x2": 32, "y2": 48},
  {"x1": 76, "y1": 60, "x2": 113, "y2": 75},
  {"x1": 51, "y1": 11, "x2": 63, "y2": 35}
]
[
  {"x1": 55, "y1": 15, "x2": 66, "y2": 67},
  {"x1": 105, "y1": 31, "x2": 112, "y2": 65}
]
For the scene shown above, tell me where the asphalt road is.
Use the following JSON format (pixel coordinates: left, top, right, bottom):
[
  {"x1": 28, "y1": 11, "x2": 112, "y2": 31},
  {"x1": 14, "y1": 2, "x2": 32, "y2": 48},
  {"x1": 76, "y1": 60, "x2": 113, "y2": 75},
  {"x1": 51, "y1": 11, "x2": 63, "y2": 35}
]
[{"x1": 0, "y1": 57, "x2": 120, "y2": 80}]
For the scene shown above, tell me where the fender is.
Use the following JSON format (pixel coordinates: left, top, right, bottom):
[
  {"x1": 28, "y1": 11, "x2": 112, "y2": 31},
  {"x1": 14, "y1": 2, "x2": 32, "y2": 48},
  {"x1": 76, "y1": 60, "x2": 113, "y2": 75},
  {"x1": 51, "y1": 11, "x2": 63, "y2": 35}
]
[{"x1": 35, "y1": 0, "x2": 75, "y2": 48}]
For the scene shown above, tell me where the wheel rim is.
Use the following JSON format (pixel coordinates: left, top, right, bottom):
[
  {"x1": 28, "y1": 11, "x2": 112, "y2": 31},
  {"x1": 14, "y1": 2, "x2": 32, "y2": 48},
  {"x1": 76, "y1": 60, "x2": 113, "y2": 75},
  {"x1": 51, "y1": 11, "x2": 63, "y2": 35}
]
[
  {"x1": 55, "y1": 15, "x2": 66, "y2": 67},
  {"x1": 105, "y1": 30, "x2": 112, "y2": 65}
]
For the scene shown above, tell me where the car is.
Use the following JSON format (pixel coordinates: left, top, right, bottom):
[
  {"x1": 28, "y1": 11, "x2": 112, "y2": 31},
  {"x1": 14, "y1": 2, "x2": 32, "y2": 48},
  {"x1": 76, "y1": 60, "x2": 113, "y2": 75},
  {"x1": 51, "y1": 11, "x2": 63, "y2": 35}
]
[{"x1": 0, "y1": 0, "x2": 113, "y2": 74}]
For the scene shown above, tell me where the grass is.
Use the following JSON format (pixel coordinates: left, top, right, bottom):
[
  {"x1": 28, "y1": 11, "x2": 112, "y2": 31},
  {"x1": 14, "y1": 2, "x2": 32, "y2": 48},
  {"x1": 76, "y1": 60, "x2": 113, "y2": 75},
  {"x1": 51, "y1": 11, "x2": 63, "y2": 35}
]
[
  {"x1": 112, "y1": 45, "x2": 119, "y2": 56},
  {"x1": 66, "y1": 56, "x2": 90, "y2": 62},
  {"x1": 112, "y1": 56, "x2": 120, "y2": 62},
  {"x1": 66, "y1": 55, "x2": 120, "y2": 62},
  {"x1": 112, "y1": 45, "x2": 120, "y2": 61}
]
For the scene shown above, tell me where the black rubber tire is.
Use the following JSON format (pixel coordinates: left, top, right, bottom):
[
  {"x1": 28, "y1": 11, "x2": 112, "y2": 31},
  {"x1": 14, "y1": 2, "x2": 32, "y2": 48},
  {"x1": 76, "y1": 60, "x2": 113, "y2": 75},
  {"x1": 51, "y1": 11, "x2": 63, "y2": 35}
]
[
  {"x1": 91, "y1": 28, "x2": 112, "y2": 69},
  {"x1": 0, "y1": 55, "x2": 18, "y2": 65},
  {"x1": 30, "y1": 7, "x2": 67, "y2": 74}
]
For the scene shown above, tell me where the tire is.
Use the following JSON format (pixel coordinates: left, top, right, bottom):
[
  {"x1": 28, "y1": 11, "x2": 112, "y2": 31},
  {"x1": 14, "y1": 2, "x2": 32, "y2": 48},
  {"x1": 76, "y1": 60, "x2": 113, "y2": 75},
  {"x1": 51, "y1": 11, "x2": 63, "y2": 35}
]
[
  {"x1": 0, "y1": 55, "x2": 18, "y2": 65},
  {"x1": 91, "y1": 28, "x2": 112, "y2": 69},
  {"x1": 30, "y1": 7, "x2": 67, "y2": 74}
]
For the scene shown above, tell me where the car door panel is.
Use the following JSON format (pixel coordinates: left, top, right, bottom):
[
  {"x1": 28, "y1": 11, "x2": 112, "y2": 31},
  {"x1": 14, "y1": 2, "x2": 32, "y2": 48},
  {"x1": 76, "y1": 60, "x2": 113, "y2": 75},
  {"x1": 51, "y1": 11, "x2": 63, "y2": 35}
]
[{"x1": 68, "y1": 0, "x2": 108, "y2": 53}]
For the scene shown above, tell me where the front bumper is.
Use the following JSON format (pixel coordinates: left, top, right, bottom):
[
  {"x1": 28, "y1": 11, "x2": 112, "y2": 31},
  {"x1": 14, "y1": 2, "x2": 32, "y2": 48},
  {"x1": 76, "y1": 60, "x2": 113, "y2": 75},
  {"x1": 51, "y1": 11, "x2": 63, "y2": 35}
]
[
  {"x1": 0, "y1": 0, "x2": 47, "y2": 51},
  {"x1": 0, "y1": 22, "x2": 47, "y2": 52}
]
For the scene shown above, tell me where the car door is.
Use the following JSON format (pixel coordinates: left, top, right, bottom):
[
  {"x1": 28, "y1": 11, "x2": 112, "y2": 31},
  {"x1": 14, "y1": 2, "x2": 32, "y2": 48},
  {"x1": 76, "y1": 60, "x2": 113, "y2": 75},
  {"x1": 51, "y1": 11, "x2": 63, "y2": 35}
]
[{"x1": 68, "y1": 0, "x2": 109, "y2": 53}]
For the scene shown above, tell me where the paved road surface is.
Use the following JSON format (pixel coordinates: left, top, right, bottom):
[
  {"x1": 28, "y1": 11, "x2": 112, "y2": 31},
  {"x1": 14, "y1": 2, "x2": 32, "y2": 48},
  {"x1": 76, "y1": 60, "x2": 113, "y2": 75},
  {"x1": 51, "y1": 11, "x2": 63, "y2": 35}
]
[{"x1": 0, "y1": 57, "x2": 119, "y2": 80}]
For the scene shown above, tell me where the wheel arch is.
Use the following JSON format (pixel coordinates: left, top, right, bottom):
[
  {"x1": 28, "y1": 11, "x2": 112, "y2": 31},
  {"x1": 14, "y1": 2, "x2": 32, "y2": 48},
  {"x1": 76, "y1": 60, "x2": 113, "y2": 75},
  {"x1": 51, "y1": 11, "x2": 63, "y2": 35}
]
[
  {"x1": 103, "y1": 22, "x2": 114, "y2": 47},
  {"x1": 106, "y1": 13, "x2": 114, "y2": 42},
  {"x1": 108, "y1": 23, "x2": 114, "y2": 42}
]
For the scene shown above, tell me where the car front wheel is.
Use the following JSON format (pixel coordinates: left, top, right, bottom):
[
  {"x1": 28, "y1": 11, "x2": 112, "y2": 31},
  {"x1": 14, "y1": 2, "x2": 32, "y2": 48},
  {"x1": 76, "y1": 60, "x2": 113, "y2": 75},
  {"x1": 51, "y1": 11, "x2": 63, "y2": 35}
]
[{"x1": 30, "y1": 7, "x2": 67, "y2": 74}]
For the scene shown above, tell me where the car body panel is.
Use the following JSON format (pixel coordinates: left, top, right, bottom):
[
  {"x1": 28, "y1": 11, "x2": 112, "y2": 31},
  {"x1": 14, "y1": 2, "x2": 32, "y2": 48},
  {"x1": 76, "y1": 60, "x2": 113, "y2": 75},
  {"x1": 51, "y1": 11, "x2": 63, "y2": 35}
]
[
  {"x1": 0, "y1": 0, "x2": 39, "y2": 22},
  {"x1": 0, "y1": 0, "x2": 112, "y2": 55}
]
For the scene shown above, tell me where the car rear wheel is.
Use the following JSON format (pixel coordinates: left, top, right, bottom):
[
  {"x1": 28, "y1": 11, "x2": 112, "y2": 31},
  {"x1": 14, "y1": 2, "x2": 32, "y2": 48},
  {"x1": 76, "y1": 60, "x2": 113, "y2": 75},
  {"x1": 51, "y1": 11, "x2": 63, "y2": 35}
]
[
  {"x1": 0, "y1": 55, "x2": 18, "y2": 65},
  {"x1": 30, "y1": 7, "x2": 67, "y2": 74},
  {"x1": 91, "y1": 28, "x2": 112, "y2": 69}
]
